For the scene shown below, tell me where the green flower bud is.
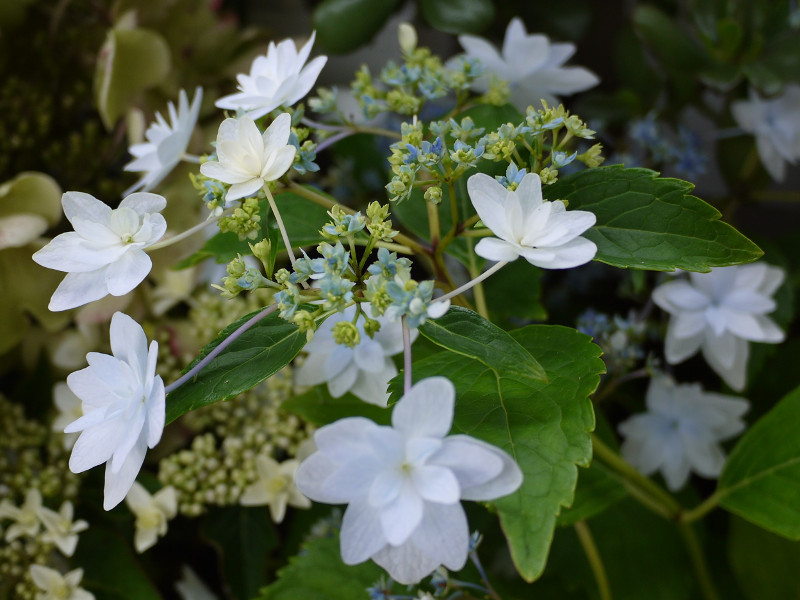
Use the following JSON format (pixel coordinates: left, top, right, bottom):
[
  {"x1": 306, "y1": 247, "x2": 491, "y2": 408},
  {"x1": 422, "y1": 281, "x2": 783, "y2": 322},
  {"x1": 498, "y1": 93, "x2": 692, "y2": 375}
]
[
  {"x1": 424, "y1": 185, "x2": 443, "y2": 205},
  {"x1": 332, "y1": 320, "x2": 360, "y2": 348},
  {"x1": 249, "y1": 239, "x2": 273, "y2": 275},
  {"x1": 292, "y1": 310, "x2": 316, "y2": 333},
  {"x1": 539, "y1": 167, "x2": 559, "y2": 185},
  {"x1": 578, "y1": 143, "x2": 605, "y2": 168},
  {"x1": 363, "y1": 316, "x2": 381, "y2": 338}
]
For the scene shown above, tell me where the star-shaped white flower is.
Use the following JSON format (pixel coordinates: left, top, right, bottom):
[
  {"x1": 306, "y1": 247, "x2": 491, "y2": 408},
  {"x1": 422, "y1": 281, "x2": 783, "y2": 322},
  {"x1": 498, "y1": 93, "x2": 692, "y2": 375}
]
[
  {"x1": 295, "y1": 377, "x2": 523, "y2": 584},
  {"x1": 652, "y1": 263, "x2": 785, "y2": 391},
  {"x1": 215, "y1": 32, "x2": 327, "y2": 120},
  {"x1": 0, "y1": 488, "x2": 42, "y2": 541},
  {"x1": 618, "y1": 375, "x2": 749, "y2": 491},
  {"x1": 124, "y1": 482, "x2": 177, "y2": 552},
  {"x1": 64, "y1": 312, "x2": 165, "y2": 510},
  {"x1": 37, "y1": 500, "x2": 88, "y2": 557},
  {"x1": 457, "y1": 17, "x2": 599, "y2": 109},
  {"x1": 200, "y1": 113, "x2": 296, "y2": 203},
  {"x1": 32, "y1": 192, "x2": 167, "y2": 311},
  {"x1": 240, "y1": 455, "x2": 311, "y2": 522},
  {"x1": 467, "y1": 172, "x2": 597, "y2": 269},
  {"x1": 123, "y1": 87, "x2": 203, "y2": 196},
  {"x1": 29, "y1": 565, "x2": 95, "y2": 600},
  {"x1": 296, "y1": 303, "x2": 413, "y2": 406},
  {"x1": 731, "y1": 85, "x2": 800, "y2": 181}
]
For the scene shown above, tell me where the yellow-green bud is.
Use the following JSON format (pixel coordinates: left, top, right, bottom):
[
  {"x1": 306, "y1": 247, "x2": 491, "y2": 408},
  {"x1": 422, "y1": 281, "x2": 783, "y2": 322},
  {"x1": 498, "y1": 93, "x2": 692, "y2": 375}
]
[
  {"x1": 540, "y1": 167, "x2": 559, "y2": 185},
  {"x1": 578, "y1": 143, "x2": 604, "y2": 168},
  {"x1": 249, "y1": 239, "x2": 273, "y2": 272},
  {"x1": 227, "y1": 256, "x2": 247, "y2": 278},
  {"x1": 398, "y1": 22, "x2": 418, "y2": 55},
  {"x1": 363, "y1": 317, "x2": 381, "y2": 338},
  {"x1": 332, "y1": 321, "x2": 360, "y2": 348},
  {"x1": 292, "y1": 310, "x2": 316, "y2": 333},
  {"x1": 482, "y1": 75, "x2": 510, "y2": 106},
  {"x1": 387, "y1": 90, "x2": 422, "y2": 115},
  {"x1": 424, "y1": 185, "x2": 443, "y2": 205},
  {"x1": 275, "y1": 269, "x2": 291, "y2": 285}
]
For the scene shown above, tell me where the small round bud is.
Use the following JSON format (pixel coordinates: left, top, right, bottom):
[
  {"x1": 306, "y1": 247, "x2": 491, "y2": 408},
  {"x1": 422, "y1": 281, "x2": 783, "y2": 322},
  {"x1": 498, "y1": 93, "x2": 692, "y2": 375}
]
[
  {"x1": 332, "y1": 320, "x2": 360, "y2": 348},
  {"x1": 398, "y1": 22, "x2": 418, "y2": 54}
]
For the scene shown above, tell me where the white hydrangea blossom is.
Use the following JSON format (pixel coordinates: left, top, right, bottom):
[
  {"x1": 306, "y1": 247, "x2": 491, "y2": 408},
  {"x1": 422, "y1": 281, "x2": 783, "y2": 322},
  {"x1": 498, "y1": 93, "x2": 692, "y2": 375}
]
[
  {"x1": 457, "y1": 17, "x2": 599, "y2": 109},
  {"x1": 295, "y1": 377, "x2": 523, "y2": 584},
  {"x1": 64, "y1": 312, "x2": 165, "y2": 510},
  {"x1": 37, "y1": 500, "x2": 88, "y2": 557},
  {"x1": 124, "y1": 482, "x2": 178, "y2": 552},
  {"x1": 296, "y1": 303, "x2": 412, "y2": 406},
  {"x1": 200, "y1": 113, "x2": 296, "y2": 203},
  {"x1": 29, "y1": 565, "x2": 95, "y2": 600},
  {"x1": 123, "y1": 87, "x2": 203, "y2": 196},
  {"x1": 467, "y1": 172, "x2": 597, "y2": 269},
  {"x1": 215, "y1": 32, "x2": 327, "y2": 120},
  {"x1": 32, "y1": 192, "x2": 167, "y2": 311},
  {"x1": 618, "y1": 376, "x2": 749, "y2": 490},
  {"x1": 652, "y1": 262, "x2": 785, "y2": 391},
  {"x1": 0, "y1": 488, "x2": 42, "y2": 541},
  {"x1": 240, "y1": 455, "x2": 311, "y2": 523},
  {"x1": 731, "y1": 85, "x2": 800, "y2": 181}
]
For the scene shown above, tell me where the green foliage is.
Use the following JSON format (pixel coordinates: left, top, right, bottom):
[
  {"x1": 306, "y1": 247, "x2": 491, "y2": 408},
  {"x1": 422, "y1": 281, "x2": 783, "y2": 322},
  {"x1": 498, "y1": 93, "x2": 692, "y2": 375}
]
[
  {"x1": 202, "y1": 506, "x2": 279, "y2": 600},
  {"x1": 312, "y1": 0, "x2": 401, "y2": 54},
  {"x1": 0, "y1": 172, "x2": 62, "y2": 225},
  {"x1": 165, "y1": 309, "x2": 306, "y2": 423},
  {"x1": 633, "y1": 5, "x2": 709, "y2": 73},
  {"x1": 282, "y1": 385, "x2": 391, "y2": 426},
  {"x1": 419, "y1": 0, "x2": 495, "y2": 34},
  {"x1": 176, "y1": 191, "x2": 331, "y2": 268},
  {"x1": 94, "y1": 25, "x2": 171, "y2": 130},
  {"x1": 394, "y1": 325, "x2": 604, "y2": 581},
  {"x1": 728, "y1": 517, "x2": 800, "y2": 600},
  {"x1": 543, "y1": 166, "x2": 763, "y2": 271},
  {"x1": 717, "y1": 384, "x2": 800, "y2": 539},
  {"x1": 258, "y1": 534, "x2": 384, "y2": 600},
  {"x1": 74, "y1": 526, "x2": 161, "y2": 600},
  {"x1": 483, "y1": 259, "x2": 547, "y2": 326},
  {"x1": 418, "y1": 305, "x2": 547, "y2": 383}
]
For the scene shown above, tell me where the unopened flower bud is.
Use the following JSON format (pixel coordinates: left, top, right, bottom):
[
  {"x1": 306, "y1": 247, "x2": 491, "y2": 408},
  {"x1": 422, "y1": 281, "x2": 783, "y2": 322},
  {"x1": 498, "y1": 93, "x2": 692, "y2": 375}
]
[
  {"x1": 398, "y1": 22, "x2": 418, "y2": 55},
  {"x1": 332, "y1": 321, "x2": 360, "y2": 348}
]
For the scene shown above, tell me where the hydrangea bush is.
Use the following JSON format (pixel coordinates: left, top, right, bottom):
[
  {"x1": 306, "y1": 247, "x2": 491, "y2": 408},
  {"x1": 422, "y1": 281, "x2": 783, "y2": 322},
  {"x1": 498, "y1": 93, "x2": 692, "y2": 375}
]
[{"x1": 2, "y1": 1, "x2": 800, "y2": 599}]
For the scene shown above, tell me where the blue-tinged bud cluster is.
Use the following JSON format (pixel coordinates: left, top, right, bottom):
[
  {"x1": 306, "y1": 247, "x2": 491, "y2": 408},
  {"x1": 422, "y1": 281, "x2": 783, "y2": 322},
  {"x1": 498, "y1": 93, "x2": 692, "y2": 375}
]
[
  {"x1": 289, "y1": 131, "x2": 320, "y2": 175},
  {"x1": 496, "y1": 162, "x2": 528, "y2": 189},
  {"x1": 552, "y1": 150, "x2": 578, "y2": 169},
  {"x1": 577, "y1": 309, "x2": 646, "y2": 374},
  {"x1": 321, "y1": 208, "x2": 366, "y2": 239},
  {"x1": 405, "y1": 137, "x2": 445, "y2": 168},
  {"x1": 274, "y1": 283, "x2": 302, "y2": 320}
]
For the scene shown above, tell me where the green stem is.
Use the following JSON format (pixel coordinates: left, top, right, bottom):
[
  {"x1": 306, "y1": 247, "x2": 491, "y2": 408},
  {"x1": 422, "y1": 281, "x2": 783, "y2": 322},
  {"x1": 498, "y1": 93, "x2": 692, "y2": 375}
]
[
  {"x1": 465, "y1": 236, "x2": 488, "y2": 318},
  {"x1": 461, "y1": 229, "x2": 495, "y2": 238},
  {"x1": 574, "y1": 521, "x2": 612, "y2": 600},
  {"x1": 263, "y1": 185, "x2": 297, "y2": 268},
  {"x1": 679, "y1": 523, "x2": 721, "y2": 600},
  {"x1": 426, "y1": 201, "x2": 441, "y2": 246},
  {"x1": 680, "y1": 491, "x2": 721, "y2": 524}
]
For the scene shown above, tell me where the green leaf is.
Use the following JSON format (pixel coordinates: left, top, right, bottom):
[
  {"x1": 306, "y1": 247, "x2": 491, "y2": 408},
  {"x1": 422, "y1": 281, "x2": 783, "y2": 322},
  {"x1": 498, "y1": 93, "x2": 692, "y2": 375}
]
[
  {"x1": 556, "y1": 414, "x2": 627, "y2": 527},
  {"x1": 633, "y1": 5, "x2": 709, "y2": 73},
  {"x1": 176, "y1": 191, "x2": 330, "y2": 269},
  {"x1": 716, "y1": 384, "x2": 800, "y2": 539},
  {"x1": 483, "y1": 259, "x2": 547, "y2": 325},
  {"x1": 312, "y1": 0, "x2": 401, "y2": 53},
  {"x1": 95, "y1": 25, "x2": 171, "y2": 130},
  {"x1": 457, "y1": 103, "x2": 525, "y2": 131},
  {"x1": 418, "y1": 306, "x2": 547, "y2": 383},
  {"x1": 419, "y1": 0, "x2": 495, "y2": 34},
  {"x1": 396, "y1": 325, "x2": 604, "y2": 581},
  {"x1": 728, "y1": 516, "x2": 800, "y2": 600},
  {"x1": 542, "y1": 166, "x2": 763, "y2": 271},
  {"x1": 165, "y1": 309, "x2": 306, "y2": 423},
  {"x1": 0, "y1": 171, "x2": 62, "y2": 225},
  {"x1": 282, "y1": 385, "x2": 391, "y2": 426},
  {"x1": 202, "y1": 506, "x2": 279, "y2": 600},
  {"x1": 258, "y1": 534, "x2": 384, "y2": 600},
  {"x1": 74, "y1": 526, "x2": 161, "y2": 600}
]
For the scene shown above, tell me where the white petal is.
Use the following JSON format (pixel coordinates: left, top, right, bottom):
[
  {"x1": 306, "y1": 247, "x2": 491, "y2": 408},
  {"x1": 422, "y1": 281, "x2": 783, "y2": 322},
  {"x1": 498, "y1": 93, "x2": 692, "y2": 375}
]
[
  {"x1": 104, "y1": 434, "x2": 147, "y2": 510},
  {"x1": 474, "y1": 237, "x2": 521, "y2": 262},
  {"x1": 435, "y1": 435, "x2": 522, "y2": 500},
  {"x1": 261, "y1": 145, "x2": 296, "y2": 182},
  {"x1": 391, "y1": 377, "x2": 454, "y2": 439},
  {"x1": 105, "y1": 250, "x2": 151, "y2": 296},
  {"x1": 380, "y1": 481, "x2": 423, "y2": 545},
  {"x1": 353, "y1": 339, "x2": 386, "y2": 373},
  {"x1": 294, "y1": 350, "x2": 330, "y2": 386},
  {"x1": 409, "y1": 501, "x2": 469, "y2": 571},
  {"x1": 348, "y1": 359, "x2": 396, "y2": 407},
  {"x1": 294, "y1": 453, "x2": 346, "y2": 503},
  {"x1": 48, "y1": 268, "x2": 111, "y2": 311},
  {"x1": 62, "y1": 191, "x2": 111, "y2": 226},
  {"x1": 327, "y1": 361, "x2": 359, "y2": 397},
  {"x1": 467, "y1": 173, "x2": 514, "y2": 240},
  {"x1": 519, "y1": 236, "x2": 596, "y2": 269},
  {"x1": 119, "y1": 192, "x2": 166, "y2": 215},
  {"x1": 339, "y1": 499, "x2": 387, "y2": 564},
  {"x1": 413, "y1": 465, "x2": 460, "y2": 504},
  {"x1": 146, "y1": 375, "x2": 166, "y2": 448},
  {"x1": 109, "y1": 312, "x2": 148, "y2": 377},
  {"x1": 702, "y1": 334, "x2": 749, "y2": 391},
  {"x1": 664, "y1": 320, "x2": 704, "y2": 364}
]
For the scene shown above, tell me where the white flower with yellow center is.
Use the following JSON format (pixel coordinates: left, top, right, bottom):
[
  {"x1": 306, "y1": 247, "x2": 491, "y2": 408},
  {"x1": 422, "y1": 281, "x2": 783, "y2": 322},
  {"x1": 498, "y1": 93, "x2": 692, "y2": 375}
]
[
  {"x1": 200, "y1": 113, "x2": 296, "y2": 203},
  {"x1": 240, "y1": 455, "x2": 311, "y2": 523},
  {"x1": 0, "y1": 488, "x2": 42, "y2": 541},
  {"x1": 124, "y1": 482, "x2": 178, "y2": 553},
  {"x1": 29, "y1": 565, "x2": 94, "y2": 600},
  {"x1": 37, "y1": 500, "x2": 88, "y2": 557}
]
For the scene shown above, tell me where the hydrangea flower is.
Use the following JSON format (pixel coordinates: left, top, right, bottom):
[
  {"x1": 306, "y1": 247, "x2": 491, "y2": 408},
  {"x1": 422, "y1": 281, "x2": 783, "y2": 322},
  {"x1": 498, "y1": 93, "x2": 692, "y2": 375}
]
[
  {"x1": 200, "y1": 114, "x2": 296, "y2": 203},
  {"x1": 731, "y1": 85, "x2": 800, "y2": 181},
  {"x1": 240, "y1": 455, "x2": 311, "y2": 522},
  {"x1": 618, "y1": 376, "x2": 749, "y2": 490},
  {"x1": 124, "y1": 482, "x2": 177, "y2": 552},
  {"x1": 215, "y1": 32, "x2": 327, "y2": 120},
  {"x1": 0, "y1": 488, "x2": 42, "y2": 541},
  {"x1": 467, "y1": 172, "x2": 597, "y2": 269},
  {"x1": 37, "y1": 500, "x2": 88, "y2": 556},
  {"x1": 295, "y1": 377, "x2": 523, "y2": 584},
  {"x1": 296, "y1": 303, "x2": 411, "y2": 406},
  {"x1": 64, "y1": 312, "x2": 165, "y2": 510},
  {"x1": 32, "y1": 192, "x2": 167, "y2": 311},
  {"x1": 456, "y1": 17, "x2": 598, "y2": 109},
  {"x1": 29, "y1": 565, "x2": 95, "y2": 600},
  {"x1": 652, "y1": 263, "x2": 785, "y2": 391},
  {"x1": 123, "y1": 87, "x2": 203, "y2": 196}
]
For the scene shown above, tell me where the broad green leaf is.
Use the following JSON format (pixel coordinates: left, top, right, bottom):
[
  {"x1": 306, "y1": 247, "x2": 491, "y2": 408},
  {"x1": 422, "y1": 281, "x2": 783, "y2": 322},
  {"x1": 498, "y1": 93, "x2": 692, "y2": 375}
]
[
  {"x1": 202, "y1": 506, "x2": 278, "y2": 600},
  {"x1": 0, "y1": 171, "x2": 62, "y2": 225},
  {"x1": 176, "y1": 191, "x2": 330, "y2": 269},
  {"x1": 418, "y1": 306, "x2": 546, "y2": 383},
  {"x1": 282, "y1": 385, "x2": 391, "y2": 426},
  {"x1": 543, "y1": 166, "x2": 763, "y2": 271},
  {"x1": 728, "y1": 517, "x2": 800, "y2": 600},
  {"x1": 313, "y1": 0, "x2": 401, "y2": 53},
  {"x1": 258, "y1": 534, "x2": 384, "y2": 600},
  {"x1": 95, "y1": 25, "x2": 171, "y2": 129},
  {"x1": 556, "y1": 414, "x2": 627, "y2": 527},
  {"x1": 483, "y1": 259, "x2": 547, "y2": 326},
  {"x1": 716, "y1": 384, "x2": 800, "y2": 539},
  {"x1": 74, "y1": 526, "x2": 161, "y2": 600},
  {"x1": 394, "y1": 325, "x2": 604, "y2": 581},
  {"x1": 419, "y1": 0, "x2": 494, "y2": 34},
  {"x1": 165, "y1": 309, "x2": 306, "y2": 423}
]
